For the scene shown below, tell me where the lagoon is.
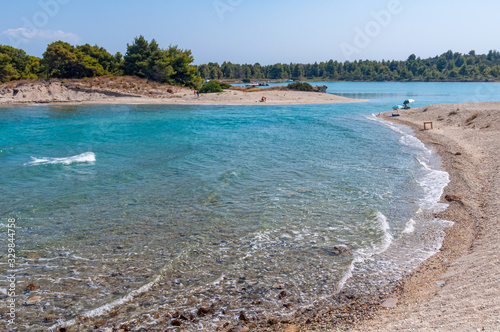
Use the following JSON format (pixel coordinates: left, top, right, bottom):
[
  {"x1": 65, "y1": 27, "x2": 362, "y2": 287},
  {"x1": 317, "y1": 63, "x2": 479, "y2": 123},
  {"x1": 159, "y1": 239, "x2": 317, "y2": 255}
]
[{"x1": 1, "y1": 82, "x2": 499, "y2": 330}]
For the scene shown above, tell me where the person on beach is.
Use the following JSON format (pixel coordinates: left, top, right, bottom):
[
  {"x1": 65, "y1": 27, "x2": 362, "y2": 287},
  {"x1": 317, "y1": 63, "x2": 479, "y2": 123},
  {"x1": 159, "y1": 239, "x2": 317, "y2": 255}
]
[{"x1": 260, "y1": 96, "x2": 266, "y2": 102}]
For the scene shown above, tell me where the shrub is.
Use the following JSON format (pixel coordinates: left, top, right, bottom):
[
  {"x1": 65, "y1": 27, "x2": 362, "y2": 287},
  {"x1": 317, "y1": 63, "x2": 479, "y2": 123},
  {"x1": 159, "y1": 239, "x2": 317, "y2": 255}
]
[
  {"x1": 199, "y1": 80, "x2": 231, "y2": 93},
  {"x1": 287, "y1": 82, "x2": 314, "y2": 91},
  {"x1": 465, "y1": 112, "x2": 479, "y2": 125},
  {"x1": 199, "y1": 81, "x2": 222, "y2": 93}
]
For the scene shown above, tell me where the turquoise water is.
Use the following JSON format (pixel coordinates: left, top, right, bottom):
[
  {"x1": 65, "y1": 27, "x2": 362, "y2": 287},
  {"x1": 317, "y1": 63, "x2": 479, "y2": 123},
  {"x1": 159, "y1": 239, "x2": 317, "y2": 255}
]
[{"x1": 1, "y1": 82, "x2": 499, "y2": 329}]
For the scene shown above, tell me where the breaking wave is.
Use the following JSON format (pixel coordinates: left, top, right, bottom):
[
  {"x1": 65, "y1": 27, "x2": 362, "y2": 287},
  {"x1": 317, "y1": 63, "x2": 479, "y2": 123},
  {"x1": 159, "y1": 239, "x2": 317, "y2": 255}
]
[{"x1": 24, "y1": 152, "x2": 96, "y2": 166}]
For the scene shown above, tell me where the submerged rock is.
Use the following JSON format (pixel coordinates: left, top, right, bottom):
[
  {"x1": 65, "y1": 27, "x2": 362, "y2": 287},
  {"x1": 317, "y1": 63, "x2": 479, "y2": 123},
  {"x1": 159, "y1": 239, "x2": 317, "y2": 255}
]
[{"x1": 324, "y1": 245, "x2": 351, "y2": 256}]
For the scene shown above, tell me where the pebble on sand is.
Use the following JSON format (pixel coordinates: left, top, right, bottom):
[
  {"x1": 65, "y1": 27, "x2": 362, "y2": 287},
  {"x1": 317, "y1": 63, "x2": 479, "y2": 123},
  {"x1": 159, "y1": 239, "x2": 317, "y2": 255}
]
[
  {"x1": 445, "y1": 194, "x2": 461, "y2": 202},
  {"x1": 284, "y1": 325, "x2": 300, "y2": 332},
  {"x1": 25, "y1": 296, "x2": 42, "y2": 305},
  {"x1": 380, "y1": 298, "x2": 398, "y2": 308}
]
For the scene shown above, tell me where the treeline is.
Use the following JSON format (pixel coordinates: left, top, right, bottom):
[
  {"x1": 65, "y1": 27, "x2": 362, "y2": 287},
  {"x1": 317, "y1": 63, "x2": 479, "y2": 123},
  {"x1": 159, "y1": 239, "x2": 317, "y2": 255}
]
[
  {"x1": 2, "y1": 42, "x2": 500, "y2": 86},
  {"x1": 197, "y1": 50, "x2": 500, "y2": 82},
  {"x1": 0, "y1": 36, "x2": 201, "y2": 88}
]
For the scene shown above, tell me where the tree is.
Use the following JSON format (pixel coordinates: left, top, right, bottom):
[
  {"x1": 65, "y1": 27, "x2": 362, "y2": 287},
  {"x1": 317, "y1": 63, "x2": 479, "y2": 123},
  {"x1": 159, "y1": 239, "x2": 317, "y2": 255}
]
[
  {"x1": 42, "y1": 41, "x2": 77, "y2": 78},
  {"x1": 165, "y1": 45, "x2": 201, "y2": 88},
  {"x1": 221, "y1": 61, "x2": 234, "y2": 79},
  {"x1": 145, "y1": 49, "x2": 174, "y2": 83},
  {"x1": 197, "y1": 64, "x2": 210, "y2": 79},
  {"x1": 122, "y1": 37, "x2": 201, "y2": 88},
  {"x1": 0, "y1": 45, "x2": 43, "y2": 82},
  {"x1": 42, "y1": 41, "x2": 105, "y2": 79},
  {"x1": 292, "y1": 64, "x2": 304, "y2": 80},
  {"x1": 122, "y1": 35, "x2": 153, "y2": 77},
  {"x1": 0, "y1": 54, "x2": 20, "y2": 82},
  {"x1": 269, "y1": 64, "x2": 285, "y2": 79},
  {"x1": 77, "y1": 44, "x2": 121, "y2": 74},
  {"x1": 251, "y1": 63, "x2": 263, "y2": 78}
]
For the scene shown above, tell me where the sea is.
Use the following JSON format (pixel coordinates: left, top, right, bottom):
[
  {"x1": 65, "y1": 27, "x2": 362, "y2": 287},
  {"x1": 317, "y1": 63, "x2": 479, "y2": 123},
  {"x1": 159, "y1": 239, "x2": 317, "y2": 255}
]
[{"x1": 1, "y1": 82, "x2": 499, "y2": 330}]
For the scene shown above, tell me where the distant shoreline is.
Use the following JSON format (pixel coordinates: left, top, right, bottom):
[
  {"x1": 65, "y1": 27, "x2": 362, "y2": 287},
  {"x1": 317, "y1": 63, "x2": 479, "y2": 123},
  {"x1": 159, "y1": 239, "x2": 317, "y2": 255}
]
[{"x1": 223, "y1": 78, "x2": 500, "y2": 84}]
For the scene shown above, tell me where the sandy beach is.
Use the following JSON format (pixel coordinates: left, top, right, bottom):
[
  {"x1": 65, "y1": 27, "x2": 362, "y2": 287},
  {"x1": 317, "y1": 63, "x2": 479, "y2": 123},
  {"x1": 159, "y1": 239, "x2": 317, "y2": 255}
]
[
  {"x1": 353, "y1": 102, "x2": 500, "y2": 331},
  {"x1": 0, "y1": 79, "x2": 364, "y2": 105}
]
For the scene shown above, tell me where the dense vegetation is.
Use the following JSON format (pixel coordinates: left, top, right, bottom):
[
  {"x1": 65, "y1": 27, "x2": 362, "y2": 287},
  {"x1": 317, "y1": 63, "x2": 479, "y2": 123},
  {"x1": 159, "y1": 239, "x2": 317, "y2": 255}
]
[
  {"x1": 2, "y1": 41, "x2": 500, "y2": 85},
  {"x1": 0, "y1": 36, "x2": 202, "y2": 88},
  {"x1": 287, "y1": 82, "x2": 314, "y2": 91},
  {"x1": 198, "y1": 80, "x2": 232, "y2": 93},
  {"x1": 0, "y1": 45, "x2": 43, "y2": 82},
  {"x1": 122, "y1": 36, "x2": 201, "y2": 88},
  {"x1": 196, "y1": 50, "x2": 500, "y2": 82},
  {"x1": 42, "y1": 41, "x2": 121, "y2": 79},
  {"x1": 199, "y1": 80, "x2": 223, "y2": 93}
]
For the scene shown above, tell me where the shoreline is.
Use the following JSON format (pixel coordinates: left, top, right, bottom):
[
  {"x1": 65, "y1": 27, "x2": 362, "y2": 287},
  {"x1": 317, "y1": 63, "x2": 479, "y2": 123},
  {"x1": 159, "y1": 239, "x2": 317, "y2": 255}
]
[
  {"x1": 0, "y1": 80, "x2": 366, "y2": 106},
  {"x1": 351, "y1": 102, "x2": 500, "y2": 331}
]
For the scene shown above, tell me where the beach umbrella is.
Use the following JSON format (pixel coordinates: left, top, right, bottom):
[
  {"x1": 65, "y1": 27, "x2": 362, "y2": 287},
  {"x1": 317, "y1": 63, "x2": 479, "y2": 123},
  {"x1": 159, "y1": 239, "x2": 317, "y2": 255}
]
[
  {"x1": 392, "y1": 105, "x2": 403, "y2": 109},
  {"x1": 403, "y1": 99, "x2": 415, "y2": 104}
]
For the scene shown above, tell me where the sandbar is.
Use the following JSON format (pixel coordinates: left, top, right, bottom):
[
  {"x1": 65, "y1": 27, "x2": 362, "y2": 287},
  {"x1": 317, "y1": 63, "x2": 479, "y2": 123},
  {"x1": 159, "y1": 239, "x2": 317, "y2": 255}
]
[{"x1": 0, "y1": 79, "x2": 366, "y2": 106}]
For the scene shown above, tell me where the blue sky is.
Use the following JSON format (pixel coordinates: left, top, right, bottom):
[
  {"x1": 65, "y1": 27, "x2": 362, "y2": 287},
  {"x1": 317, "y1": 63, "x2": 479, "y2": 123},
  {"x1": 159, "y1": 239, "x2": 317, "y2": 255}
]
[{"x1": 1, "y1": 0, "x2": 499, "y2": 65}]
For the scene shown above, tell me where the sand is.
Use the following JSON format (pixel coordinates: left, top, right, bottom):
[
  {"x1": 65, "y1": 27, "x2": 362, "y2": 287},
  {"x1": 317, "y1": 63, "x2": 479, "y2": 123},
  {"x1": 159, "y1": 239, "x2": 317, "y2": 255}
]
[
  {"x1": 353, "y1": 102, "x2": 500, "y2": 331},
  {"x1": 0, "y1": 80, "x2": 364, "y2": 105}
]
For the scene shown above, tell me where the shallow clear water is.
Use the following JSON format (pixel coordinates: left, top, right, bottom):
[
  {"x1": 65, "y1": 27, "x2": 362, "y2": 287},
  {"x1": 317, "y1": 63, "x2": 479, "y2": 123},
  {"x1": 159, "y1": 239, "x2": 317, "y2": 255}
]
[{"x1": 1, "y1": 82, "x2": 499, "y2": 330}]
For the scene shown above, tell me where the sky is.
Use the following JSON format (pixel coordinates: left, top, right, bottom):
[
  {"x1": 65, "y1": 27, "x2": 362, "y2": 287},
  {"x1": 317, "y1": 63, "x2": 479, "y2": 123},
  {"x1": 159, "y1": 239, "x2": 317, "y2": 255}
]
[{"x1": 1, "y1": 0, "x2": 499, "y2": 65}]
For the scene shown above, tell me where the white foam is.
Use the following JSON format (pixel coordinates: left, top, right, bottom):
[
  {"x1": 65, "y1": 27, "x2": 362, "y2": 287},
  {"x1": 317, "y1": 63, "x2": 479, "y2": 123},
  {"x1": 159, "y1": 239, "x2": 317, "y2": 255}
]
[
  {"x1": 416, "y1": 164, "x2": 449, "y2": 213},
  {"x1": 24, "y1": 152, "x2": 96, "y2": 166},
  {"x1": 368, "y1": 115, "x2": 450, "y2": 213},
  {"x1": 50, "y1": 274, "x2": 162, "y2": 331},
  {"x1": 336, "y1": 211, "x2": 393, "y2": 292},
  {"x1": 403, "y1": 218, "x2": 416, "y2": 233},
  {"x1": 376, "y1": 211, "x2": 394, "y2": 252}
]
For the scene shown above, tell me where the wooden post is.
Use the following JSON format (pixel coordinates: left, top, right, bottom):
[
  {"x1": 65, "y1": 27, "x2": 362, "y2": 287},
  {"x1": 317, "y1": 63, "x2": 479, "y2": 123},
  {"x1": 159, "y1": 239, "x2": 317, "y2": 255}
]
[{"x1": 423, "y1": 121, "x2": 433, "y2": 130}]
